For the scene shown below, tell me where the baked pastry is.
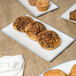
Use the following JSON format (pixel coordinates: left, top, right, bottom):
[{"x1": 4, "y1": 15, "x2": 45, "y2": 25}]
[
  {"x1": 36, "y1": 0, "x2": 50, "y2": 11},
  {"x1": 28, "y1": 0, "x2": 37, "y2": 6},
  {"x1": 69, "y1": 64, "x2": 76, "y2": 76},
  {"x1": 70, "y1": 10, "x2": 76, "y2": 21},
  {"x1": 43, "y1": 69, "x2": 67, "y2": 76},
  {"x1": 13, "y1": 16, "x2": 34, "y2": 32},
  {"x1": 38, "y1": 30, "x2": 61, "y2": 50},
  {"x1": 25, "y1": 21, "x2": 46, "y2": 41}
]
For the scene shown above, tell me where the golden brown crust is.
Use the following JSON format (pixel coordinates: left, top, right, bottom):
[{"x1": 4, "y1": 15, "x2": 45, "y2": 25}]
[
  {"x1": 43, "y1": 69, "x2": 67, "y2": 76},
  {"x1": 69, "y1": 64, "x2": 76, "y2": 76},
  {"x1": 28, "y1": 0, "x2": 37, "y2": 6},
  {"x1": 38, "y1": 30, "x2": 61, "y2": 50},
  {"x1": 70, "y1": 10, "x2": 76, "y2": 21},
  {"x1": 13, "y1": 16, "x2": 34, "y2": 32},
  {"x1": 25, "y1": 21, "x2": 46, "y2": 41},
  {"x1": 36, "y1": 0, "x2": 50, "y2": 12}
]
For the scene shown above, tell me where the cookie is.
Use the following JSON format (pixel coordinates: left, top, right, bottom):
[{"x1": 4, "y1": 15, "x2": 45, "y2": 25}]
[
  {"x1": 36, "y1": 0, "x2": 50, "y2": 11},
  {"x1": 13, "y1": 16, "x2": 34, "y2": 32},
  {"x1": 25, "y1": 21, "x2": 46, "y2": 41},
  {"x1": 28, "y1": 0, "x2": 37, "y2": 6},
  {"x1": 38, "y1": 30, "x2": 61, "y2": 50},
  {"x1": 43, "y1": 69, "x2": 67, "y2": 76},
  {"x1": 69, "y1": 64, "x2": 76, "y2": 76},
  {"x1": 70, "y1": 10, "x2": 76, "y2": 21}
]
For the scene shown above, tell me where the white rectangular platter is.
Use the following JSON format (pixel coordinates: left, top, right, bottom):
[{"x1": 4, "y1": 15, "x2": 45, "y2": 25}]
[
  {"x1": 18, "y1": 0, "x2": 58, "y2": 17},
  {"x1": 40, "y1": 60, "x2": 76, "y2": 76},
  {"x1": 61, "y1": 3, "x2": 76, "y2": 23},
  {"x1": 2, "y1": 15, "x2": 74, "y2": 62}
]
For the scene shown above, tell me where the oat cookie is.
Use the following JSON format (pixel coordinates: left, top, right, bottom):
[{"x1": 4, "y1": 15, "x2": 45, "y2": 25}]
[
  {"x1": 43, "y1": 69, "x2": 67, "y2": 76},
  {"x1": 25, "y1": 21, "x2": 46, "y2": 41},
  {"x1": 38, "y1": 30, "x2": 61, "y2": 50},
  {"x1": 13, "y1": 16, "x2": 34, "y2": 32},
  {"x1": 36, "y1": 0, "x2": 50, "y2": 11},
  {"x1": 69, "y1": 64, "x2": 76, "y2": 76},
  {"x1": 70, "y1": 10, "x2": 76, "y2": 21},
  {"x1": 28, "y1": 0, "x2": 37, "y2": 6}
]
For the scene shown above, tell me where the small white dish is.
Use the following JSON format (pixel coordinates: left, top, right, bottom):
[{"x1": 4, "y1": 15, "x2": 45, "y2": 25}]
[
  {"x1": 40, "y1": 60, "x2": 76, "y2": 76},
  {"x1": 61, "y1": 3, "x2": 76, "y2": 23},
  {"x1": 2, "y1": 15, "x2": 74, "y2": 62},
  {"x1": 18, "y1": 0, "x2": 58, "y2": 17}
]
